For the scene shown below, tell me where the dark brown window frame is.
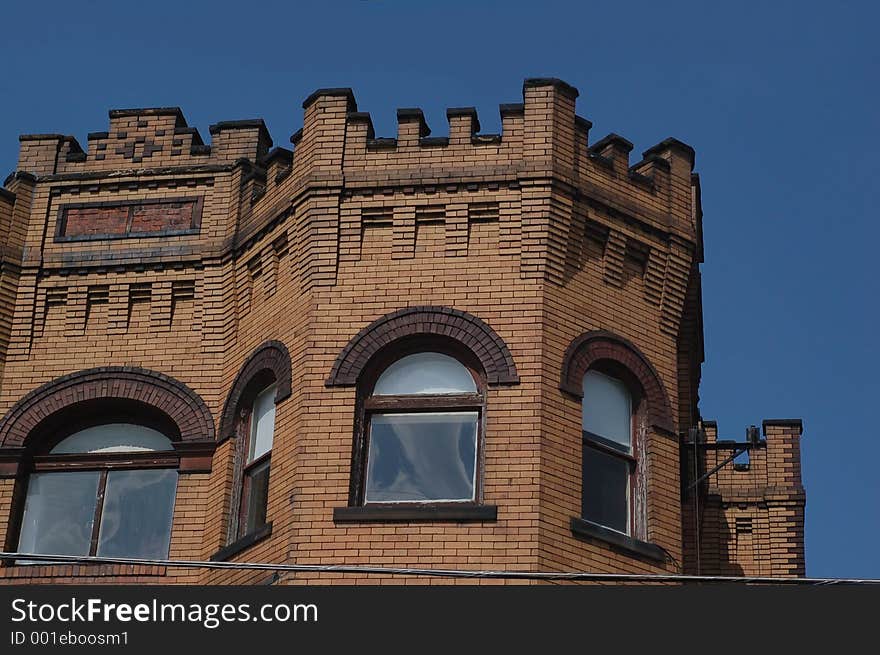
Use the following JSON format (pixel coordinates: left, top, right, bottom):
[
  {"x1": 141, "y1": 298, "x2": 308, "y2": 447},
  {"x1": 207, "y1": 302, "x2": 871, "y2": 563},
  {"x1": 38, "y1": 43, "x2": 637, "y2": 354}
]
[
  {"x1": 560, "y1": 330, "x2": 677, "y2": 556},
  {"x1": 580, "y1": 361, "x2": 644, "y2": 538},
  {"x1": 27, "y1": 453, "x2": 178, "y2": 558},
  {"x1": 232, "y1": 396, "x2": 274, "y2": 541},
  {"x1": 216, "y1": 341, "x2": 291, "y2": 555},
  {"x1": 10, "y1": 411, "x2": 181, "y2": 563},
  {"x1": 346, "y1": 338, "x2": 488, "y2": 512}
]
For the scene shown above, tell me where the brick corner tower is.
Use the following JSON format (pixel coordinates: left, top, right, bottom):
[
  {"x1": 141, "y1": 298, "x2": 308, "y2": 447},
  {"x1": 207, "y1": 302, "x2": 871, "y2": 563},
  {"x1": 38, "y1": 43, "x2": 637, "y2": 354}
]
[{"x1": 0, "y1": 78, "x2": 805, "y2": 584}]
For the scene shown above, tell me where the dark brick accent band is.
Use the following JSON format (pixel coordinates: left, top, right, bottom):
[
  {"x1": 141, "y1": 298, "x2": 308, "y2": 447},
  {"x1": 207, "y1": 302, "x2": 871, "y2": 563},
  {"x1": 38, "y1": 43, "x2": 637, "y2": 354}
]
[
  {"x1": 18, "y1": 134, "x2": 65, "y2": 142},
  {"x1": 590, "y1": 133, "x2": 634, "y2": 154},
  {"x1": 0, "y1": 366, "x2": 215, "y2": 449},
  {"x1": 108, "y1": 107, "x2": 185, "y2": 122},
  {"x1": 499, "y1": 103, "x2": 524, "y2": 118},
  {"x1": 259, "y1": 147, "x2": 293, "y2": 168},
  {"x1": 575, "y1": 115, "x2": 593, "y2": 131},
  {"x1": 218, "y1": 340, "x2": 292, "y2": 442},
  {"x1": 642, "y1": 137, "x2": 696, "y2": 169},
  {"x1": 209, "y1": 119, "x2": 273, "y2": 149},
  {"x1": 347, "y1": 112, "x2": 375, "y2": 139},
  {"x1": 446, "y1": 107, "x2": 480, "y2": 133},
  {"x1": 762, "y1": 419, "x2": 804, "y2": 435},
  {"x1": 326, "y1": 306, "x2": 520, "y2": 387},
  {"x1": 523, "y1": 77, "x2": 579, "y2": 99},
  {"x1": 397, "y1": 108, "x2": 430, "y2": 137},
  {"x1": 560, "y1": 330, "x2": 674, "y2": 433},
  {"x1": 301, "y1": 87, "x2": 357, "y2": 111}
]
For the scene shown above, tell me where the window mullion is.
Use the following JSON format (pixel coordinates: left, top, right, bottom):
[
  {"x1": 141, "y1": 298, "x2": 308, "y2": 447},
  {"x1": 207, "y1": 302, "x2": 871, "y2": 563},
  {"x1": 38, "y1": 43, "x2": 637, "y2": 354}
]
[{"x1": 89, "y1": 470, "x2": 109, "y2": 557}]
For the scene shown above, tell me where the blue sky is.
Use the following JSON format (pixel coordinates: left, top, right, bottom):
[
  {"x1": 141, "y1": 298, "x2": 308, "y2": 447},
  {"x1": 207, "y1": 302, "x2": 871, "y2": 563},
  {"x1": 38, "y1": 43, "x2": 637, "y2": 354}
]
[{"x1": 1, "y1": 1, "x2": 877, "y2": 578}]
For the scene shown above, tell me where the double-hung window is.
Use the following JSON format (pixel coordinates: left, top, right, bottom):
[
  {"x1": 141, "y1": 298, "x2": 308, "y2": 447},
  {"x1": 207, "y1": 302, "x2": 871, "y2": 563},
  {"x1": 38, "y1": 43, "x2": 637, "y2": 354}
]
[
  {"x1": 581, "y1": 370, "x2": 636, "y2": 535},
  {"x1": 235, "y1": 383, "x2": 276, "y2": 538}
]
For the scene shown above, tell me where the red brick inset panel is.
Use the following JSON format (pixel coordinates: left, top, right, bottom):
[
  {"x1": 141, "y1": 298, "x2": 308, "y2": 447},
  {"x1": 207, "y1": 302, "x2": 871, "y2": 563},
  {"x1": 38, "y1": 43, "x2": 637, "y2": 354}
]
[
  {"x1": 130, "y1": 201, "x2": 195, "y2": 233},
  {"x1": 62, "y1": 205, "x2": 130, "y2": 236},
  {"x1": 326, "y1": 306, "x2": 519, "y2": 387},
  {"x1": 560, "y1": 330, "x2": 674, "y2": 433},
  {"x1": 56, "y1": 197, "x2": 203, "y2": 241},
  {"x1": 218, "y1": 340, "x2": 292, "y2": 442},
  {"x1": 0, "y1": 367, "x2": 215, "y2": 449}
]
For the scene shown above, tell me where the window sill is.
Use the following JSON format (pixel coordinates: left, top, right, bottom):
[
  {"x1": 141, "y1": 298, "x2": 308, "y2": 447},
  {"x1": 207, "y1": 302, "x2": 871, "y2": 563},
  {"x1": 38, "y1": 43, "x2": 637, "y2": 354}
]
[
  {"x1": 210, "y1": 522, "x2": 273, "y2": 562},
  {"x1": 570, "y1": 517, "x2": 667, "y2": 563},
  {"x1": 334, "y1": 504, "x2": 497, "y2": 523}
]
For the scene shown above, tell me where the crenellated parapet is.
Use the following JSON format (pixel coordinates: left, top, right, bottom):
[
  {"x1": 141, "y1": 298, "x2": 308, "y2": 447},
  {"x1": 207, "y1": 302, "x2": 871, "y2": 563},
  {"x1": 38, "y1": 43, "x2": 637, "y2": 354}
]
[
  {"x1": 682, "y1": 419, "x2": 806, "y2": 577},
  {"x1": 0, "y1": 78, "x2": 704, "y2": 340},
  {"x1": 15, "y1": 108, "x2": 273, "y2": 177}
]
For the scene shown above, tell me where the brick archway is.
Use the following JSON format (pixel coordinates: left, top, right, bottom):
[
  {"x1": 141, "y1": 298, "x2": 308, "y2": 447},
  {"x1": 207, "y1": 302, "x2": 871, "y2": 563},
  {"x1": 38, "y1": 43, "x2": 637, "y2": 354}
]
[
  {"x1": 0, "y1": 366, "x2": 215, "y2": 450},
  {"x1": 560, "y1": 330, "x2": 674, "y2": 433},
  {"x1": 326, "y1": 306, "x2": 519, "y2": 387},
  {"x1": 218, "y1": 340, "x2": 292, "y2": 442}
]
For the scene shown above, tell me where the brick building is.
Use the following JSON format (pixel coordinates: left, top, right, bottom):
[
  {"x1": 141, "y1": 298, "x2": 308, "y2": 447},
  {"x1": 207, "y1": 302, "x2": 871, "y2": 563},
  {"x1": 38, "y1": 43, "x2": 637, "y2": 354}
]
[{"x1": 0, "y1": 78, "x2": 805, "y2": 584}]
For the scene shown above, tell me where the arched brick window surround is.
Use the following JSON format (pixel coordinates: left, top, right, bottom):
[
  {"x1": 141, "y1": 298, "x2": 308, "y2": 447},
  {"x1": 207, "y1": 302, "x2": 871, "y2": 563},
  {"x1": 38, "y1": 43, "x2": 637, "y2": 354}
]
[
  {"x1": 0, "y1": 366, "x2": 215, "y2": 449},
  {"x1": 0, "y1": 366, "x2": 216, "y2": 476},
  {"x1": 560, "y1": 330, "x2": 674, "y2": 434},
  {"x1": 326, "y1": 306, "x2": 519, "y2": 388},
  {"x1": 218, "y1": 340, "x2": 292, "y2": 443},
  {"x1": 214, "y1": 340, "x2": 291, "y2": 553}
]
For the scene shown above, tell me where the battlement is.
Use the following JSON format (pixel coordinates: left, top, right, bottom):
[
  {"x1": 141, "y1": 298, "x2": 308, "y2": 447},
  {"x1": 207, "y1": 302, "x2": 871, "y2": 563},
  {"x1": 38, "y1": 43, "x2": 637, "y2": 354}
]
[
  {"x1": 1, "y1": 78, "x2": 704, "y2": 291},
  {"x1": 684, "y1": 418, "x2": 805, "y2": 577},
  {"x1": 698, "y1": 419, "x2": 804, "y2": 495},
  {"x1": 268, "y1": 78, "x2": 698, "y2": 238},
  {"x1": 7, "y1": 80, "x2": 696, "y2": 226},
  {"x1": 15, "y1": 107, "x2": 272, "y2": 177}
]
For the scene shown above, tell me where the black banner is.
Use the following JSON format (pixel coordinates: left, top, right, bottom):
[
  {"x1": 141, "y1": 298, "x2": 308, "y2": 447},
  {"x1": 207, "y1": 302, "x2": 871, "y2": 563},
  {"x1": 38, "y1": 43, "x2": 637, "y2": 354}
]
[{"x1": 0, "y1": 585, "x2": 874, "y2": 652}]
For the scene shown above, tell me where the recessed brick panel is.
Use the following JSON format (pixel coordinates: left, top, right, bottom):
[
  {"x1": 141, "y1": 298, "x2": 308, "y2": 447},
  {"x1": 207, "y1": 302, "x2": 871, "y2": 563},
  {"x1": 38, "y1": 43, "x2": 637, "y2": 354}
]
[{"x1": 57, "y1": 197, "x2": 202, "y2": 240}]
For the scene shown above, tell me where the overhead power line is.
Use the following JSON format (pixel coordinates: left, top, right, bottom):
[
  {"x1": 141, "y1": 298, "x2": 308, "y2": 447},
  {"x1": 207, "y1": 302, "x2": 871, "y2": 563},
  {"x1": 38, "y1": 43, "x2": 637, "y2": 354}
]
[{"x1": 0, "y1": 552, "x2": 876, "y2": 585}]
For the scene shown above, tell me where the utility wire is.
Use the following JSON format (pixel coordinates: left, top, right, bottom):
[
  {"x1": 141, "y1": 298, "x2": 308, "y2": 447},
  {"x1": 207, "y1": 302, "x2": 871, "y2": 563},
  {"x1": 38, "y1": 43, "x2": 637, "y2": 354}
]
[{"x1": 1, "y1": 552, "x2": 876, "y2": 585}]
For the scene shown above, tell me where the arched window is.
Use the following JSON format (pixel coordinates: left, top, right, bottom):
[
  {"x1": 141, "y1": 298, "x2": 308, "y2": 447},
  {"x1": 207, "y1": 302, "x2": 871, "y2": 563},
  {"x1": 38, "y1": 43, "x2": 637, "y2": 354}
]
[
  {"x1": 357, "y1": 349, "x2": 484, "y2": 505},
  {"x1": 218, "y1": 341, "x2": 291, "y2": 551},
  {"x1": 16, "y1": 422, "x2": 178, "y2": 560},
  {"x1": 581, "y1": 369, "x2": 636, "y2": 535}
]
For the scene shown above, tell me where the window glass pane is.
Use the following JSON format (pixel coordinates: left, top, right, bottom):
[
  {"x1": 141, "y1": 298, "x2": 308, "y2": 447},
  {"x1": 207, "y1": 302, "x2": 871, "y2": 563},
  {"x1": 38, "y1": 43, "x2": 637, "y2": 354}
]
[
  {"x1": 582, "y1": 370, "x2": 632, "y2": 449},
  {"x1": 365, "y1": 412, "x2": 478, "y2": 502},
  {"x1": 97, "y1": 469, "x2": 177, "y2": 559},
  {"x1": 242, "y1": 460, "x2": 271, "y2": 535},
  {"x1": 582, "y1": 445, "x2": 630, "y2": 534},
  {"x1": 373, "y1": 353, "x2": 477, "y2": 396},
  {"x1": 18, "y1": 471, "x2": 100, "y2": 556},
  {"x1": 50, "y1": 423, "x2": 173, "y2": 454},
  {"x1": 248, "y1": 384, "x2": 276, "y2": 463}
]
